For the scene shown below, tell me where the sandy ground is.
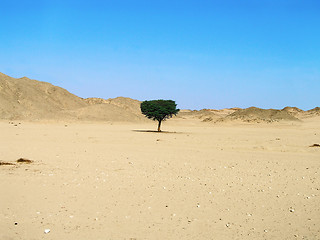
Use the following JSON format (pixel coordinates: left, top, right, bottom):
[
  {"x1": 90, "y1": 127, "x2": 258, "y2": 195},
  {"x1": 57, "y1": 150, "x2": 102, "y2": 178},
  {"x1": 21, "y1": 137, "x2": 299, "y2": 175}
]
[{"x1": 0, "y1": 118, "x2": 319, "y2": 240}]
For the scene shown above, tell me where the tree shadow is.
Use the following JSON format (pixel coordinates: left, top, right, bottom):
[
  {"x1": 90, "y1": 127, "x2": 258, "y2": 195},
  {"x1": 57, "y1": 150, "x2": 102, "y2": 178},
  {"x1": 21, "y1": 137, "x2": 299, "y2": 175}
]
[{"x1": 132, "y1": 130, "x2": 182, "y2": 134}]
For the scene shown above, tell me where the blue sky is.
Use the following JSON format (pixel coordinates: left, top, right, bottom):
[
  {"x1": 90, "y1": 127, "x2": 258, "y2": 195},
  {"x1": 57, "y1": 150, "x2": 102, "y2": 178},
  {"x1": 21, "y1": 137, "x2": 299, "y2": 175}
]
[{"x1": 1, "y1": 0, "x2": 319, "y2": 110}]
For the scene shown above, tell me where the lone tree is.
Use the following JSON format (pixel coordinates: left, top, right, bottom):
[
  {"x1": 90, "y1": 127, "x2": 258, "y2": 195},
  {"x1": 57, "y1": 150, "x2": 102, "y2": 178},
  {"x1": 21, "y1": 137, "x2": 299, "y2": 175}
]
[{"x1": 140, "y1": 100, "x2": 180, "y2": 132}]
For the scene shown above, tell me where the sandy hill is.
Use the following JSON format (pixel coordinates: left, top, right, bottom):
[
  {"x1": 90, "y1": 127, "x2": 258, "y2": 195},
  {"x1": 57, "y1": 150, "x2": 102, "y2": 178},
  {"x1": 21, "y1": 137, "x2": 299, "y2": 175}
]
[
  {"x1": 177, "y1": 108, "x2": 242, "y2": 123},
  {"x1": 0, "y1": 72, "x2": 87, "y2": 120},
  {"x1": 302, "y1": 107, "x2": 320, "y2": 118},
  {"x1": 209, "y1": 108, "x2": 240, "y2": 117},
  {"x1": 281, "y1": 106, "x2": 320, "y2": 119},
  {"x1": 85, "y1": 97, "x2": 142, "y2": 115},
  {"x1": 84, "y1": 97, "x2": 109, "y2": 105},
  {"x1": 0, "y1": 73, "x2": 144, "y2": 122},
  {"x1": 281, "y1": 106, "x2": 304, "y2": 116},
  {"x1": 62, "y1": 103, "x2": 146, "y2": 122},
  {"x1": 71, "y1": 97, "x2": 145, "y2": 122},
  {"x1": 177, "y1": 109, "x2": 221, "y2": 122},
  {"x1": 306, "y1": 107, "x2": 320, "y2": 115},
  {"x1": 218, "y1": 107, "x2": 300, "y2": 123}
]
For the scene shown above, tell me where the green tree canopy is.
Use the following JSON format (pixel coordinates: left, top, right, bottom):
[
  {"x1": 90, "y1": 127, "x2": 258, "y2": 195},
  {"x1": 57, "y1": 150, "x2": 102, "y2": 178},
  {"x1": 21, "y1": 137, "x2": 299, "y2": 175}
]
[{"x1": 140, "y1": 100, "x2": 180, "y2": 132}]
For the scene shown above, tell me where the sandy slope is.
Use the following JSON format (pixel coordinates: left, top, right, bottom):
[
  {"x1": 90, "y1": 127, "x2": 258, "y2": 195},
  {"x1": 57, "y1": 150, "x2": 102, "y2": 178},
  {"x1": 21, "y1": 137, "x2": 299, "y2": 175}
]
[{"x1": 1, "y1": 118, "x2": 319, "y2": 240}]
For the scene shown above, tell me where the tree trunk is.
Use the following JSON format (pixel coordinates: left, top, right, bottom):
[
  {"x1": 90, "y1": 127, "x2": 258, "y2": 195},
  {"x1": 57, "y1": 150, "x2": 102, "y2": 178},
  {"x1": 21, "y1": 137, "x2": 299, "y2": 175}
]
[{"x1": 157, "y1": 120, "x2": 162, "y2": 132}]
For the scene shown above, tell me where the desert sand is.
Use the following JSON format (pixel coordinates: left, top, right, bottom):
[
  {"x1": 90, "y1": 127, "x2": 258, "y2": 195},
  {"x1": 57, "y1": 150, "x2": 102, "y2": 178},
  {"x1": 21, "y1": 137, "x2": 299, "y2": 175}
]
[
  {"x1": 1, "y1": 118, "x2": 319, "y2": 240},
  {"x1": 1, "y1": 73, "x2": 320, "y2": 239}
]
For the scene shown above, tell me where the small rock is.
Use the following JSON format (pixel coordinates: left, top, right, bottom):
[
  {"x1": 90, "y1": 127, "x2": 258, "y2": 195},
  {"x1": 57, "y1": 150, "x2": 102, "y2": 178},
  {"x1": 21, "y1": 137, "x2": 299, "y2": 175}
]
[{"x1": 44, "y1": 229, "x2": 50, "y2": 234}]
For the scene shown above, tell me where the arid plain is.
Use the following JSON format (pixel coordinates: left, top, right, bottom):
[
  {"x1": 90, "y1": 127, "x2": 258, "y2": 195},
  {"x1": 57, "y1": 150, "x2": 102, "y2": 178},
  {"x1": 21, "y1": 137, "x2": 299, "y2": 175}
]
[{"x1": 1, "y1": 73, "x2": 320, "y2": 239}]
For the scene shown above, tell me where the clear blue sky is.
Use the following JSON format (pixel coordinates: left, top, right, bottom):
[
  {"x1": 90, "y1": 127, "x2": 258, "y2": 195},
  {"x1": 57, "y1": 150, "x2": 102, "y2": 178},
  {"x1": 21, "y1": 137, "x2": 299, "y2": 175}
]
[{"x1": 1, "y1": 0, "x2": 319, "y2": 110}]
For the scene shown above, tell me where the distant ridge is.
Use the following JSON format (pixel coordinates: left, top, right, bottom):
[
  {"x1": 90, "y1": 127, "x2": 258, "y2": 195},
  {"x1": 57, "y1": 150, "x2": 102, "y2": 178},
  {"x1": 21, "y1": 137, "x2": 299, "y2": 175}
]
[
  {"x1": 215, "y1": 107, "x2": 300, "y2": 123},
  {"x1": 177, "y1": 108, "x2": 238, "y2": 122},
  {"x1": 0, "y1": 72, "x2": 318, "y2": 123}
]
